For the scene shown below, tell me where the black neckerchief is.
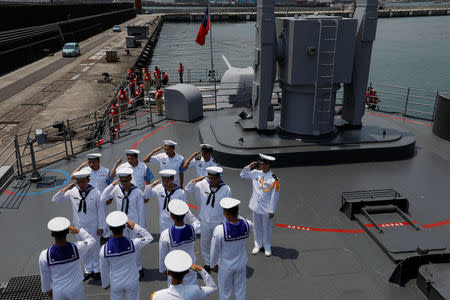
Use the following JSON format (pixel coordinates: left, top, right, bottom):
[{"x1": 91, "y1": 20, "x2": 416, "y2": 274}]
[
  {"x1": 163, "y1": 185, "x2": 181, "y2": 210},
  {"x1": 119, "y1": 184, "x2": 137, "y2": 215},
  {"x1": 77, "y1": 185, "x2": 94, "y2": 214},
  {"x1": 206, "y1": 180, "x2": 225, "y2": 208}
]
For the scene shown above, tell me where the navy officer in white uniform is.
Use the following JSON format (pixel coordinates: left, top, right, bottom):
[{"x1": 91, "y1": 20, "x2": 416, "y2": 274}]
[
  {"x1": 210, "y1": 197, "x2": 253, "y2": 300},
  {"x1": 111, "y1": 149, "x2": 154, "y2": 190},
  {"x1": 143, "y1": 140, "x2": 185, "y2": 187},
  {"x1": 100, "y1": 167, "x2": 147, "y2": 277},
  {"x1": 159, "y1": 199, "x2": 199, "y2": 286},
  {"x1": 144, "y1": 169, "x2": 199, "y2": 233},
  {"x1": 71, "y1": 153, "x2": 113, "y2": 241},
  {"x1": 184, "y1": 166, "x2": 231, "y2": 272},
  {"x1": 151, "y1": 250, "x2": 217, "y2": 300},
  {"x1": 39, "y1": 217, "x2": 95, "y2": 300},
  {"x1": 240, "y1": 153, "x2": 280, "y2": 257},
  {"x1": 182, "y1": 144, "x2": 218, "y2": 177},
  {"x1": 100, "y1": 211, "x2": 153, "y2": 300},
  {"x1": 52, "y1": 169, "x2": 105, "y2": 280}
]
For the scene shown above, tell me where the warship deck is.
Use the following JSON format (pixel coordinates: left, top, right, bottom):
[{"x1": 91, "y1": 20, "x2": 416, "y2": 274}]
[{"x1": 0, "y1": 108, "x2": 449, "y2": 299}]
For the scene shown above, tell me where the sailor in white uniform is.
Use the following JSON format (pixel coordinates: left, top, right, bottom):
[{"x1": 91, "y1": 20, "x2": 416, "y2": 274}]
[
  {"x1": 210, "y1": 197, "x2": 253, "y2": 300},
  {"x1": 111, "y1": 149, "x2": 154, "y2": 190},
  {"x1": 71, "y1": 153, "x2": 113, "y2": 240},
  {"x1": 52, "y1": 169, "x2": 105, "y2": 280},
  {"x1": 240, "y1": 153, "x2": 280, "y2": 257},
  {"x1": 143, "y1": 140, "x2": 185, "y2": 187},
  {"x1": 144, "y1": 169, "x2": 199, "y2": 233},
  {"x1": 159, "y1": 199, "x2": 199, "y2": 286},
  {"x1": 183, "y1": 144, "x2": 219, "y2": 177},
  {"x1": 184, "y1": 166, "x2": 231, "y2": 272},
  {"x1": 39, "y1": 217, "x2": 95, "y2": 300},
  {"x1": 100, "y1": 211, "x2": 153, "y2": 300},
  {"x1": 151, "y1": 250, "x2": 217, "y2": 300},
  {"x1": 100, "y1": 167, "x2": 147, "y2": 277}
]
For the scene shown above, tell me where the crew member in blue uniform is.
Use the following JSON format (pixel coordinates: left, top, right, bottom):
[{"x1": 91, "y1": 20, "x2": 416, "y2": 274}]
[
  {"x1": 100, "y1": 211, "x2": 153, "y2": 300},
  {"x1": 159, "y1": 199, "x2": 199, "y2": 286},
  {"x1": 39, "y1": 217, "x2": 95, "y2": 300},
  {"x1": 210, "y1": 197, "x2": 253, "y2": 300},
  {"x1": 151, "y1": 250, "x2": 217, "y2": 300}
]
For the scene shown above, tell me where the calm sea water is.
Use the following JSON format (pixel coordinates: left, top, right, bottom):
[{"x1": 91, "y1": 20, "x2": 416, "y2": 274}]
[{"x1": 150, "y1": 16, "x2": 450, "y2": 91}]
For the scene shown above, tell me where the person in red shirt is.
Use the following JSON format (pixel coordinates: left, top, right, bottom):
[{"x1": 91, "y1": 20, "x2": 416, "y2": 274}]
[
  {"x1": 178, "y1": 63, "x2": 184, "y2": 83},
  {"x1": 153, "y1": 66, "x2": 161, "y2": 89},
  {"x1": 143, "y1": 72, "x2": 151, "y2": 95},
  {"x1": 118, "y1": 87, "x2": 128, "y2": 119},
  {"x1": 162, "y1": 72, "x2": 169, "y2": 85},
  {"x1": 154, "y1": 87, "x2": 164, "y2": 116}
]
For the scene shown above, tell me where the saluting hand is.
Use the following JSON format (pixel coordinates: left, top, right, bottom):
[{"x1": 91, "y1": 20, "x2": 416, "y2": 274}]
[
  {"x1": 115, "y1": 158, "x2": 123, "y2": 165},
  {"x1": 126, "y1": 220, "x2": 135, "y2": 229},
  {"x1": 161, "y1": 271, "x2": 168, "y2": 279},
  {"x1": 193, "y1": 151, "x2": 201, "y2": 157},
  {"x1": 190, "y1": 264, "x2": 203, "y2": 272},
  {"x1": 97, "y1": 229, "x2": 104, "y2": 236},
  {"x1": 248, "y1": 162, "x2": 258, "y2": 169},
  {"x1": 194, "y1": 176, "x2": 206, "y2": 183},
  {"x1": 112, "y1": 178, "x2": 120, "y2": 185},
  {"x1": 69, "y1": 226, "x2": 80, "y2": 234},
  {"x1": 150, "y1": 179, "x2": 160, "y2": 187}
]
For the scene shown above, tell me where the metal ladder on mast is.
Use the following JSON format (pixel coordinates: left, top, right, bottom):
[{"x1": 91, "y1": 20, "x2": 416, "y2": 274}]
[{"x1": 312, "y1": 19, "x2": 339, "y2": 135}]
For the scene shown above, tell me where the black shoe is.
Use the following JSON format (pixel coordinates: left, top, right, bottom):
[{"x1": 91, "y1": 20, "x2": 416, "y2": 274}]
[
  {"x1": 93, "y1": 272, "x2": 101, "y2": 280},
  {"x1": 203, "y1": 265, "x2": 211, "y2": 273},
  {"x1": 83, "y1": 273, "x2": 92, "y2": 281},
  {"x1": 139, "y1": 269, "x2": 144, "y2": 278}
]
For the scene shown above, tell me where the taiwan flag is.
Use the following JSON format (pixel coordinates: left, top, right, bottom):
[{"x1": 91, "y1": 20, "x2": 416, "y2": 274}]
[{"x1": 195, "y1": 8, "x2": 210, "y2": 46}]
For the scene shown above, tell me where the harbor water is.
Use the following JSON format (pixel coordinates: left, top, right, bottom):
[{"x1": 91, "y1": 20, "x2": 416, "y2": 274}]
[{"x1": 150, "y1": 15, "x2": 450, "y2": 92}]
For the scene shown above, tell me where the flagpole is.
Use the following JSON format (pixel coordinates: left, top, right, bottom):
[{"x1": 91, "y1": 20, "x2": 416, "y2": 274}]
[{"x1": 208, "y1": 2, "x2": 217, "y2": 110}]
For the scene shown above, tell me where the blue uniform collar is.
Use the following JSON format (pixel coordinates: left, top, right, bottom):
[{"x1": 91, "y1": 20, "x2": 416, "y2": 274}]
[
  {"x1": 169, "y1": 224, "x2": 195, "y2": 247},
  {"x1": 223, "y1": 219, "x2": 250, "y2": 242},
  {"x1": 104, "y1": 237, "x2": 135, "y2": 258},
  {"x1": 47, "y1": 243, "x2": 79, "y2": 266}
]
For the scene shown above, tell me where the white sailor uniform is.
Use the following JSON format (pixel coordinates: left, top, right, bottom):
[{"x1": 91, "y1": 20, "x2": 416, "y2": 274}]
[
  {"x1": 100, "y1": 183, "x2": 147, "y2": 269},
  {"x1": 144, "y1": 183, "x2": 199, "y2": 233},
  {"x1": 210, "y1": 219, "x2": 253, "y2": 300},
  {"x1": 149, "y1": 153, "x2": 185, "y2": 185},
  {"x1": 119, "y1": 161, "x2": 154, "y2": 190},
  {"x1": 81, "y1": 165, "x2": 113, "y2": 237},
  {"x1": 52, "y1": 185, "x2": 105, "y2": 274},
  {"x1": 151, "y1": 268, "x2": 217, "y2": 300},
  {"x1": 188, "y1": 157, "x2": 218, "y2": 177},
  {"x1": 240, "y1": 166, "x2": 279, "y2": 251},
  {"x1": 100, "y1": 224, "x2": 153, "y2": 300},
  {"x1": 185, "y1": 178, "x2": 231, "y2": 266},
  {"x1": 159, "y1": 224, "x2": 198, "y2": 286},
  {"x1": 39, "y1": 228, "x2": 95, "y2": 300}
]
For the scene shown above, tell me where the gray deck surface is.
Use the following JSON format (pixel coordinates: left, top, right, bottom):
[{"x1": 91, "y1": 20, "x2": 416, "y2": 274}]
[{"x1": 1, "y1": 108, "x2": 449, "y2": 299}]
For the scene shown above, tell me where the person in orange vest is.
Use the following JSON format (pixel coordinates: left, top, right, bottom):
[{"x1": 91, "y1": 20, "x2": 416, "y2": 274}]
[
  {"x1": 161, "y1": 72, "x2": 169, "y2": 85},
  {"x1": 143, "y1": 72, "x2": 151, "y2": 95},
  {"x1": 153, "y1": 66, "x2": 161, "y2": 89},
  {"x1": 154, "y1": 87, "x2": 164, "y2": 116},
  {"x1": 178, "y1": 63, "x2": 184, "y2": 83},
  {"x1": 110, "y1": 102, "x2": 120, "y2": 137},
  {"x1": 127, "y1": 68, "x2": 134, "y2": 80},
  {"x1": 118, "y1": 87, "x2": 128, "y2": 119},
  {"x1": 141, "y1": 67, "x2": 148, "y2": 81}
]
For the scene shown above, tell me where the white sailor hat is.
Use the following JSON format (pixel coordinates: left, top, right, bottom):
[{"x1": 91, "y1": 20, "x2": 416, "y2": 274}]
[
  {"x1": 206, "y1": 166, "x2": 223, "y2": 175},
  {"x1": 163, "y1": 140, "x2": 177, "y2": 147},
  {"x1": 200, "y1": 144, "x2": 213, "y2": 151},
  {"x1": 159, "y1": 169, "x2": 177, "y2": 179},
  {"x1": 47, "y1": 217, "x2": 70, "y2": 232},
  {"x1": 73, "y1": 169, "x2": 91, "y2": 179},
  {"x1": 168, "y1": 199, "x2": 189, "y2": 216},
  {"x1": 258, "y1": 153, "x2": 276, "y2": 163},
  {"x1": 106, "y1": 211, "x2": 127, "y2": 227},
  {"x1": 125, "y1": 149, "x2": 140, "y2": 155},
  {"x1": 86, "y1": 153, "x2": 101, "y2": 160},
  {"x1": 116, "y1": 167, "x2": 133, "y2": 178},
  {"x1": 220, "y1": 197, "x2": 240, "y2": 209},
  {"x1": 164, "y1": 250, "x2": 192, "y2": 273}
]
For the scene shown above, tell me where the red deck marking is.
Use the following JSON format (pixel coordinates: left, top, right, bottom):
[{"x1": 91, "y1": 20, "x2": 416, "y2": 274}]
[
  {"x1": 187, "y1": 203, "x2": 199, "y2": 210},
  {"x1": 366, "y1": 112, "x2": 432, "y2": 127},
  {"x1": 131, "y1": 121, "x2": 176, "y2": 149},
  {"x1": 276, "y1": 223, "x2": 365, "y2": 233},
  {"x1": 422, "y1": 219, "x2": 450, "y2": 228}
]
